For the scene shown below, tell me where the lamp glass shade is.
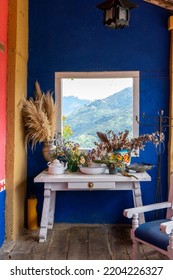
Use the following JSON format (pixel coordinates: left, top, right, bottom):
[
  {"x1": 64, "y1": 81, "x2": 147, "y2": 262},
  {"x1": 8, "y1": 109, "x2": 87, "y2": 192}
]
[
  {"x1": 118, "y1": 6, "x2": 128, "y2": 20},
  {"x1": 105, "y1": 7, "x2": 114, "y2": 23}
]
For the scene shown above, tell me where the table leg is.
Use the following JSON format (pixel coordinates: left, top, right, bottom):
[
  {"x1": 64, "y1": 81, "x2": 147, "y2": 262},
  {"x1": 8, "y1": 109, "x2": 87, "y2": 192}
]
[
  {"x1": 132, "y1": 182, "x2": 145, "y2": 224},
  {"x1": 39, "y1": 188, "x2": 51, "y2": 242},
  {"x1": 48, "y1": 191, "x2": 56, "y2": 229}
]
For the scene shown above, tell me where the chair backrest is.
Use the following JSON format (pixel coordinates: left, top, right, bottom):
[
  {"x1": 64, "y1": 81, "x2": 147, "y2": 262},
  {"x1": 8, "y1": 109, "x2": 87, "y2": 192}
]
[{"x1": 166, "y1": 172, "x2": 173, "y2": 219}]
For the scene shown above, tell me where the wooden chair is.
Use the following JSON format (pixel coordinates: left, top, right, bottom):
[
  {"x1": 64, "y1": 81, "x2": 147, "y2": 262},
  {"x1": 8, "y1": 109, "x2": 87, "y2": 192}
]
[{"x1": 123, "y1": 174, "x2": 173, "y2": 259}]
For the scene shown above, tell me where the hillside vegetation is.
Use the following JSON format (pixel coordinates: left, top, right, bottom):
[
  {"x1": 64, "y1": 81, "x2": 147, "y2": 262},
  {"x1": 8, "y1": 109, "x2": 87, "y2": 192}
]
[{"x1": 63, "y1": 87, "x2": 133, "y2": 148}]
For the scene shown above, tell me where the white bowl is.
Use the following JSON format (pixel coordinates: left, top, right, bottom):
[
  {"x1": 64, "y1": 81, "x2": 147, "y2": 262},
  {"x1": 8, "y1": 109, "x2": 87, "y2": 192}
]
[{"x1": 79, "y1": 165, "x2": 107, "y2": 175}]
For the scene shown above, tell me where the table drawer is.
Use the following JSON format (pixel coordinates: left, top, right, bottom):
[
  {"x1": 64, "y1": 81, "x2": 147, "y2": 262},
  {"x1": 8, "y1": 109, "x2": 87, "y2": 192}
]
[{"x1": 68, "y1": 181, "x2": 115, "y2": 190}]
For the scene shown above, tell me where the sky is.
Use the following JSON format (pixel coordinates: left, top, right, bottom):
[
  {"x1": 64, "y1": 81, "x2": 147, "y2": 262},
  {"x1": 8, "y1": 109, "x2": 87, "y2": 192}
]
[{"x1": 62, "y1": 78, "x2": 133, "y2": 101}]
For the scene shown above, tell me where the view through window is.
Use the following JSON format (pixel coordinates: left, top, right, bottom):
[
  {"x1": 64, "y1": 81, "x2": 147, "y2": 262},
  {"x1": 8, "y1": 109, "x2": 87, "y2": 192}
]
[{"x1": 55, "y1": 72, "x2": 139, "y2": 149}]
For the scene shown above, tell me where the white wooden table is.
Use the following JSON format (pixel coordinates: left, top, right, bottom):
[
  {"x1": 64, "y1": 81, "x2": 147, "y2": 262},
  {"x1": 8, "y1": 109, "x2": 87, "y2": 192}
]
[{"x1": 34, "y1": 170, "x2": 151, "y2": 242}]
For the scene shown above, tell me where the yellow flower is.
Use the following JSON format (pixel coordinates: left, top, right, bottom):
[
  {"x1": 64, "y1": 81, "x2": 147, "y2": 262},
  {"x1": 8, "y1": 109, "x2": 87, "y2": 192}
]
[
  {"x1": 110, "y1": 154, "x2": 116, "y2": 160},
  {"x1": 80, "y1": 156, "x2": 85, "y2": 165}
]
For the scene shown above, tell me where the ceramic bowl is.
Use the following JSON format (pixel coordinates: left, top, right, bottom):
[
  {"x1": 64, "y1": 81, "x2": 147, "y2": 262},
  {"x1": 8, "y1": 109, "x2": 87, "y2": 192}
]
[{"x1": 79, "y1": 165, "x2": 107, "y2": 175}]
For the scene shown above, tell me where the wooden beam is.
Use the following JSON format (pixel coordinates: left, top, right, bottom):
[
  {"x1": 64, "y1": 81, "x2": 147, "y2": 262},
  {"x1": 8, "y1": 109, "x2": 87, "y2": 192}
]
[
  {"x1": 144, "y1": 0, "x2": 173, "y2": 11},
  {"x1": 168, "y1": 16, "x2": 173, "y2": 180}
]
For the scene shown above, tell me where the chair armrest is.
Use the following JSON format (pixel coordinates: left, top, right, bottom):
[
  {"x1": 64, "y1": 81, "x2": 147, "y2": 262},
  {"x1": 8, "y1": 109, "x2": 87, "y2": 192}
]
[
  {"x1": 123, "y1": 201, "x2": 172, "y2": 219},
  {"x1": 160, "y1": 220, "x2": 173, "y2": 234}
]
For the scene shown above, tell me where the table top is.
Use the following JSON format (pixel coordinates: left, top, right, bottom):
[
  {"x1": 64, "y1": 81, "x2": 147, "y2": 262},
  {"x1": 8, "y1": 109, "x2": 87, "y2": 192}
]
[{"x1": 34, "y1": 170, "x2": 151, "y2": 183}]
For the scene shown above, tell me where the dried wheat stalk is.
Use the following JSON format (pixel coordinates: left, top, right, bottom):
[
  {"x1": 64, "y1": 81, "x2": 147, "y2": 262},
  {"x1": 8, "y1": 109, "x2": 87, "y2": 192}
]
[{"x1": 43, "y1": 90, "x2": 56, "y2": 139}]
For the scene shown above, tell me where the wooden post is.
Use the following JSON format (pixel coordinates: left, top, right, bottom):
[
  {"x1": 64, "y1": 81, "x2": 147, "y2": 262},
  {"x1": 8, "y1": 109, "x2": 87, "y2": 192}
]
[{"x1": 168, "y1": 16, "x2": 173, "y2": 180}]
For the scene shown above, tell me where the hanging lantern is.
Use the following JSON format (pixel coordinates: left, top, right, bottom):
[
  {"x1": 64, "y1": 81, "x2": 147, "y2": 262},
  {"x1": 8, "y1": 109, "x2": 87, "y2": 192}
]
[{"x1": 97, "y1": 0, "x2": 138, "y2": 29}]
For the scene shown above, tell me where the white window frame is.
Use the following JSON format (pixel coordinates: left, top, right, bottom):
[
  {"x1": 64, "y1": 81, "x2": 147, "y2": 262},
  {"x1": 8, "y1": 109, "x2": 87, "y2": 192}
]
[{"x1": 55, "y1": 71, "x2": 139, "y2": 146}]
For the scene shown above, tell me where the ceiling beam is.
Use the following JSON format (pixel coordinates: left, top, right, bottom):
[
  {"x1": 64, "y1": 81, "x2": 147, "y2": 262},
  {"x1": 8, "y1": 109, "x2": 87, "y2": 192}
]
[{"x1": 144, "y1": 0, "x2": 173, "y2": 11}]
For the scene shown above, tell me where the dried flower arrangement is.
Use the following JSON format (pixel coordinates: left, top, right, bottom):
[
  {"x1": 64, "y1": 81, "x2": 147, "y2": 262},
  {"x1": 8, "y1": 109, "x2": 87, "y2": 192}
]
[
  {"x1": 19, "y1": 81, "x2": 56, "y2": 148},
  {"x1": 95, "y1": 130, "x2": 164, "y2": 156},
  {"x1": 84, "y1": 130, "x2": 165, "y2": 173}
]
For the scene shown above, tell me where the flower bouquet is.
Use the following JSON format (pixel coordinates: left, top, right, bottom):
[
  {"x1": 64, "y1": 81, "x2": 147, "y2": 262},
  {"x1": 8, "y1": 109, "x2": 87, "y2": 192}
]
[{"x1": 53, "y1": 133, "x2": 90, "y2": 172}]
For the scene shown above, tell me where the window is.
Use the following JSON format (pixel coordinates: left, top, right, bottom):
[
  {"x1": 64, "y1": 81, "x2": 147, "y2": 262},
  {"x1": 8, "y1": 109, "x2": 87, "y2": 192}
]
[{"x1": 55, "y1": 71, "x2": 139, "y2": 149}]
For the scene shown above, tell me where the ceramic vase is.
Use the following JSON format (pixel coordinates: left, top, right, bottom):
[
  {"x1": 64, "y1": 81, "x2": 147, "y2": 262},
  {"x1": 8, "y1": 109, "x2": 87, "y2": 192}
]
[
  {"x1": 108, "y1": 164, "x2": 118, "y2": 174},
  {"x1": 42, "y1": 140, "x2": 56, "y2": 162}
]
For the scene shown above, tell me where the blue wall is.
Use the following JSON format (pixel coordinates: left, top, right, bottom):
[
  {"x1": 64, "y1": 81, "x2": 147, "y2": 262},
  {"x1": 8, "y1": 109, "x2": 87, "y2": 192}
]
[
  {"x1": 0, "y1": 191, "x2": 6, "y2": 247},
  {"x1": 28, "y1": 0, "x2": 170, "y2": 224}
]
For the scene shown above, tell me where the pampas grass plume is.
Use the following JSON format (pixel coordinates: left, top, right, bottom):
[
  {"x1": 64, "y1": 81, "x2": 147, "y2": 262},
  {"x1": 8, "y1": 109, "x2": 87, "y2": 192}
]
[{"x1": 19, "y1": 81, "x2": 56, "y2": 148}]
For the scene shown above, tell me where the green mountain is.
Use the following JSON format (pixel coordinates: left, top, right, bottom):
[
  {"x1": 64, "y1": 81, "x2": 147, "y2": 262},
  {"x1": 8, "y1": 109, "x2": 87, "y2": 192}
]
[
  {"x1": 63, "y1": 96, "x2": 91, "y2": 115},
  {"x1": 63, "y1": 87, "x2": 133, "y2": 148}
]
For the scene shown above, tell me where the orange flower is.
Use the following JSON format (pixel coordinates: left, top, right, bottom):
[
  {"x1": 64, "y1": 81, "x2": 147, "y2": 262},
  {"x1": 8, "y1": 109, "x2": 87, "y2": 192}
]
[
  {"x1": 124, "y1": 154, "x2": 131, "y2": 163},
  {"x1": 116, "y1": 154, "x2": 123, "y2": 161}
]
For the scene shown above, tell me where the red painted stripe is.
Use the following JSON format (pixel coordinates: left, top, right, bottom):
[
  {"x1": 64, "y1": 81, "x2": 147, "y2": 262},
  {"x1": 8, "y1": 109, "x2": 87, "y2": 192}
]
[
  {"x1": 0, "y1": 0, "x2": 7, "y2": 180},
  {"x1": 0, "y1": 179, "x2": 5, "y2": 192}
]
